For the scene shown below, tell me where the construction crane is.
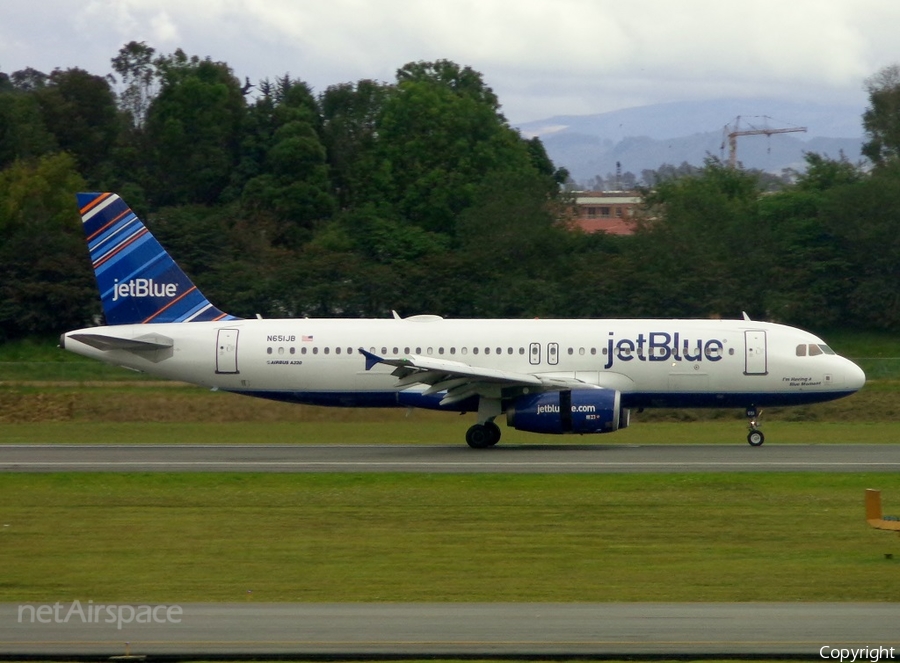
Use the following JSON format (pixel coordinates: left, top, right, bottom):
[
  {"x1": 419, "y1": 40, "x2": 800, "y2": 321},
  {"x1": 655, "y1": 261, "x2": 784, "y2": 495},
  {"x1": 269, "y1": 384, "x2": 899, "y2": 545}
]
[{"x1": 722, "y1": 116, "x2": 807, "y2": 168}]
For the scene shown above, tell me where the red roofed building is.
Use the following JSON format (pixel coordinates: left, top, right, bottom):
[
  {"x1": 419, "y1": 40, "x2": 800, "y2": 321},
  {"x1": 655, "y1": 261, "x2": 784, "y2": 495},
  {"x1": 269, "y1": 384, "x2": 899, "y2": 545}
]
[{"x1": 570, "y1": 191, "x2": 641, "y2": 235}]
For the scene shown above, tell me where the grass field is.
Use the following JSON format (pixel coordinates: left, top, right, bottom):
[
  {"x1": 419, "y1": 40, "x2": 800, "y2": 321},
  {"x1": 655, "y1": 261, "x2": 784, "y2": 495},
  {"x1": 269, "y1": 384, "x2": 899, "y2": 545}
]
[
  {"x1": 2, "y1": 472, "x2": 899, "y2": 604},
  {"x1": 1, "y1": 379, "x2": 898, "y2": 444}
]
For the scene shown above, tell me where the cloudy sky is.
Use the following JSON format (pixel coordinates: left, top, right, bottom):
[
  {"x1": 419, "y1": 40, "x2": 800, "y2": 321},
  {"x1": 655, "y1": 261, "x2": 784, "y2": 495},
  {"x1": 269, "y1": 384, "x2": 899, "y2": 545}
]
[{"x1": 2, "y1": 0, "x2": 898, "y2": 124}]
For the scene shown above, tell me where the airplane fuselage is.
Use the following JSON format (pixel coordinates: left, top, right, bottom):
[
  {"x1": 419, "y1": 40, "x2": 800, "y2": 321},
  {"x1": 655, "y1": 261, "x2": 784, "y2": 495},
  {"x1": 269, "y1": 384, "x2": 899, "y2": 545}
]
[{"x1": 63, "y1": 316, "x2": 865, "y2": 412}]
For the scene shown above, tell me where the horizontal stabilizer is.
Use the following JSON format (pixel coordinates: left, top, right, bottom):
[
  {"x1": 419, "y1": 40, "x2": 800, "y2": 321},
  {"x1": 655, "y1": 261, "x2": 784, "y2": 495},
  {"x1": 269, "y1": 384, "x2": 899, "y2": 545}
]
[{"x1": 67, "y1": 332, "x2": 174, "y2": 353}]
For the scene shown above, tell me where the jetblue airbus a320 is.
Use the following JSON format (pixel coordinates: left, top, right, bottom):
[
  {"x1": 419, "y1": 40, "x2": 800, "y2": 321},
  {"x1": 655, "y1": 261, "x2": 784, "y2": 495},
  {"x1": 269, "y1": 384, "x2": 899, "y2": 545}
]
[{"x1": 61, "y1": 193, "x2": 866, "y2": 448}]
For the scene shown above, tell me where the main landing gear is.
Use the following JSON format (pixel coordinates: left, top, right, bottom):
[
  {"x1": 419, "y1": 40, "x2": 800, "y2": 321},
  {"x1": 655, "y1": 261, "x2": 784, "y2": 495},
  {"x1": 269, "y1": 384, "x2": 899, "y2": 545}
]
[
  {"x1": 746, "y1": 406, "x2": 764, "y2": 446},
  {"x1": 465, "y1": 421, "x2": 501, "y2": 448}
]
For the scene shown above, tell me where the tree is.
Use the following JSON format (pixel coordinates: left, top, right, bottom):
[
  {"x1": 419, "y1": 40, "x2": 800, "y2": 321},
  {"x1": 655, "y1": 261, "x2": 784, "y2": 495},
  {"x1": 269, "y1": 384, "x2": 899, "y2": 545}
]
[
  {"x1": 0, "y1": 86, "x2": 57, "y2": 169},
  {"x1": 0, "y1": 153, "x2": 94, "y2": 340},
  {"x1": 33, "y1": 68, "x2": 120, "y2": 186},
  {"x1": 111, "y1": 41, "x2": 158, "y2": 128},
  {"x1": 145, "y1": 50, "x2": 245, "y2": 205},
  {"x1": 239, "y1": 76, "x2": 335, "y2": 246},
  {"x1": 320, "y1": 79, "x2": 390, "y2": 209},
  {"x1": 819, "y1": 163, "x2": 900, "y2": 330},
  {"x1": 862, "y1": 64, "x2": 900, "y2": 166},
  {"x1": 375, "y1": 60, "x2": 551, "y2": 235},
  {"x1": 9, "y1": 67, "x2": 48, "y2": 92},
  {"x1": 631, "y1": 159, "x2": 768, "y2": 318}
]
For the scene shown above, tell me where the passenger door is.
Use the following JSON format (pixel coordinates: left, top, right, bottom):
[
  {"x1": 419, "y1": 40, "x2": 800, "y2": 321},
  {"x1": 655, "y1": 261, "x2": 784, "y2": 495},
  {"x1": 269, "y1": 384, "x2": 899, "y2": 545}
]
[
  {"x1": 216, "y1": 329, "x2": 240, "y2": 374},
  {"x1": 744, "y1": 330, "x2": 767, "y2": 375}
]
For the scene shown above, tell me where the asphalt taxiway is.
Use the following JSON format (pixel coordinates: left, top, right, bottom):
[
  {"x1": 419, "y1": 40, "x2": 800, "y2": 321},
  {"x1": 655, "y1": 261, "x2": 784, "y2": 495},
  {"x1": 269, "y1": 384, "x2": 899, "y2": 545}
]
[
  {"x1": 3, "y1": 602, "x2": 899, "y2": 657},
  {"x1": 2, "y1": 442, "x2": 900, "y2": 472}
]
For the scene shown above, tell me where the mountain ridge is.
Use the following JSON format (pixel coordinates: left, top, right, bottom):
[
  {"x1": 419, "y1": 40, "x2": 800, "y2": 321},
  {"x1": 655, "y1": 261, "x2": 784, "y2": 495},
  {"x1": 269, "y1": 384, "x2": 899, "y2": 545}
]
[{"x1": 515, "y1": 98, "x2": 866, "y2": 185}]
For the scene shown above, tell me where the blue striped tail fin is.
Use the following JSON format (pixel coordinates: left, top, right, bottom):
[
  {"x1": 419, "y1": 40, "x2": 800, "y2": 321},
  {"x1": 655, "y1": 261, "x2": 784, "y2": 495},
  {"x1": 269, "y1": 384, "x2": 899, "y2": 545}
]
[{"x1": 77, "y1": 192, "x2": 238, "y2": 325}]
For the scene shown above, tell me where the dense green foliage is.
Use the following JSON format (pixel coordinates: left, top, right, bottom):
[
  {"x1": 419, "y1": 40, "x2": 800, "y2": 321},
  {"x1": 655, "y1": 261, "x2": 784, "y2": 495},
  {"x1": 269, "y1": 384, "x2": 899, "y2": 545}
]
[{"x1": 1, "y1": 47, "x2": 900, "y2": 340}]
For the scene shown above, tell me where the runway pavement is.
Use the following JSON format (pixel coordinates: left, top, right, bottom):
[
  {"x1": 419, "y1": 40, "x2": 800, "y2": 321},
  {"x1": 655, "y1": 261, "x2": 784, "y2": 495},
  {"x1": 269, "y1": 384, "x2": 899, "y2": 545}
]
[
  {"x1": 3, "y1": 442, "x2": 900, "y2": 472},
  {"x1": 3, "y1": 602, "x2": 899, "y2": 657}
]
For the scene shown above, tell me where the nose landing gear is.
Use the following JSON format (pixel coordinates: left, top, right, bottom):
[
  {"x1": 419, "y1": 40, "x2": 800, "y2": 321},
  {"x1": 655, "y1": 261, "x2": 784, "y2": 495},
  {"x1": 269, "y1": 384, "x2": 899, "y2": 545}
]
[{"x1": 746, "y1": 407, "x2": 764, "y2": 446}]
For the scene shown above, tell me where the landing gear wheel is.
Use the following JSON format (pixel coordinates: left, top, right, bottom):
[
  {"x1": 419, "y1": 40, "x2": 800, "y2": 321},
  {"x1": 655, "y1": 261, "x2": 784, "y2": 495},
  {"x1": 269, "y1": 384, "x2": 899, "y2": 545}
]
[
  {"x1": 745, "y1": 406, "x2": 764, "y2": 446},
  {"x1": 466, "y1": 422, "x2": 501, "y2": 449},
  {"x1": 747, "y1": 429, "x2": 765, "y2": 447},
  {"x1": 484, "y1": 421, "x2": 501, "y2": 447}
]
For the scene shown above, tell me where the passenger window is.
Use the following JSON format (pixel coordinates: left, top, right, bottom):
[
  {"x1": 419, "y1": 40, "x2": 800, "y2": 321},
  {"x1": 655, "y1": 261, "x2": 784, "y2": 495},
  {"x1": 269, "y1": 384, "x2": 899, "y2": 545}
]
[
  {"x1": 313, "y1": 347, "x2": 319, "y2": 355},
  {"x1": 462, "y1": 347, "x2": 468, "y2": 355},
  {"x1": 393, "y1": 347, "x2": 399, "y2": 354},
  {"x1": 507, "y1": 348, "x2": 513, "y2": 355},
  {"x1": 416, "y1": 347, "x2": 422, "y2": 354},
  {"x1": 335, "y1": 347, "x2": 340, "y2": 354},
  {"x1": 808, "y1": 344, "x2": 823, "y2": 356},
  {"x1": 427, "y1": 347, "x2": 433, "y2": 355},
  {"x1": 485, "y1": 348, "x2": 491, "y2": 355},
  {"x1": 473, "y1": 347, "x2": 479, "y2": 355},
  {"x1": 438, "y1": 347, "x2": 444, "y2": 355},
  {"x1": 267, "y1": 347, "x2": 272, "y2": 355},
  {"x1": 301, "y1": 347, "x2": 307, "y2": 355},
  {"x1": 324, "y1": 347, "x2": 330, "y2": 355},
  {"x1": 519, "y1": 347, "x2": 525, "y2": 355},
  {"x1": 347, "y1": 348, "x2": 353, "y2": 354},
  {"x1": 450, "y1": 347, "x2": 456, "y2": 355},
  {"x1": 404, "y1": 347, "x2": 410, "y2": 354}
]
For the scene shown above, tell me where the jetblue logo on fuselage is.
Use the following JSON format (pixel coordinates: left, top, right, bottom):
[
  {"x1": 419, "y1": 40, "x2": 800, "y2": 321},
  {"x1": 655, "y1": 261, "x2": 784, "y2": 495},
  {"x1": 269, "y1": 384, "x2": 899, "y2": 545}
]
[
  {"x1": 112, "y1": 278, "x2": 178, "y2": 302},
  {"x1": 604, "y1": 331, "x2": 724, "y2": 369}
]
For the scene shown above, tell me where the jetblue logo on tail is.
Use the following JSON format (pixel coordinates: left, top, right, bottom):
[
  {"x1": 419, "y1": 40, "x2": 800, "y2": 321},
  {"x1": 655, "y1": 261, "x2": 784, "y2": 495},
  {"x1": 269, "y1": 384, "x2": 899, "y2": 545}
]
[
  {"x1": 77, "y1": 192, "x2": 238, "y2": 325},
  {"x1": 112, "y1": 278, "x2": 178, "y2": 302}
]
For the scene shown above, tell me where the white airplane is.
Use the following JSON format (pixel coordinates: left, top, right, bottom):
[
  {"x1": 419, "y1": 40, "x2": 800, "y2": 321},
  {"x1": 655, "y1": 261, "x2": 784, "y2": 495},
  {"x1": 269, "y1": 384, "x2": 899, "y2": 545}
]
[{"x1": 61, "y1": 193, "x2": 866, "y2": 448}]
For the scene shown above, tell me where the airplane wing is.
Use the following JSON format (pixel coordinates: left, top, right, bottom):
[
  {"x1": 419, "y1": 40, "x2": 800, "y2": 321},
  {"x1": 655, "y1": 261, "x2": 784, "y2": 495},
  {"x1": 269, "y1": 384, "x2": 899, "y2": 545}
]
[{"x1": 359, "y1": 349, "x2": 597, "y2": 406}]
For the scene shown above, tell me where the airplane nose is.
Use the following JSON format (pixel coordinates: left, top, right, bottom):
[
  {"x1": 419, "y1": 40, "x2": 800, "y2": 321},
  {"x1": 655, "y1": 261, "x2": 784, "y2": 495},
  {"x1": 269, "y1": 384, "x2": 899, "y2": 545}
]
[{"x1": 845, "y1": 360, "x2": 866, "y2": 391}]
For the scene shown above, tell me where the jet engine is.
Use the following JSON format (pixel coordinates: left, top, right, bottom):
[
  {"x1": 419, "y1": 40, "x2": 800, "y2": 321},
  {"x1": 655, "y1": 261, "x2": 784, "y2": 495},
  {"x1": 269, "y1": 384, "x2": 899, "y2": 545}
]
[{"x1": 506, "y1": 389, "x2": 629, "y2": 435}]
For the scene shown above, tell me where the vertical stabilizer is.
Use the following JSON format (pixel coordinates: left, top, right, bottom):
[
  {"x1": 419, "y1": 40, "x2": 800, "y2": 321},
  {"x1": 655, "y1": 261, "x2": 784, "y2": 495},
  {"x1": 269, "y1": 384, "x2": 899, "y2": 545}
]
[{"x1": 76, "y1": 192, "x2": 237, "y2": 325}]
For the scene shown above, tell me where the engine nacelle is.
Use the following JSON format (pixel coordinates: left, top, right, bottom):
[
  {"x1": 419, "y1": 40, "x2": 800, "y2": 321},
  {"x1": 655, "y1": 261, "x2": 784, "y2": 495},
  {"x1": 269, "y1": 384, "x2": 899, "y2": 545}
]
[{"x1": 506, "y1": 389, "x2": 629, "y2": 435}]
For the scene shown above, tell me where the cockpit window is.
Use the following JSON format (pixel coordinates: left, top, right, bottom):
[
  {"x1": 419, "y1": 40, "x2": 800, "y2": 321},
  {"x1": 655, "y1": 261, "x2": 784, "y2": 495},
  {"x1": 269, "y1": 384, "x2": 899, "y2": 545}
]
[{"x1": 797, "y1": 343, "x2": 837, "y2": 357}]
